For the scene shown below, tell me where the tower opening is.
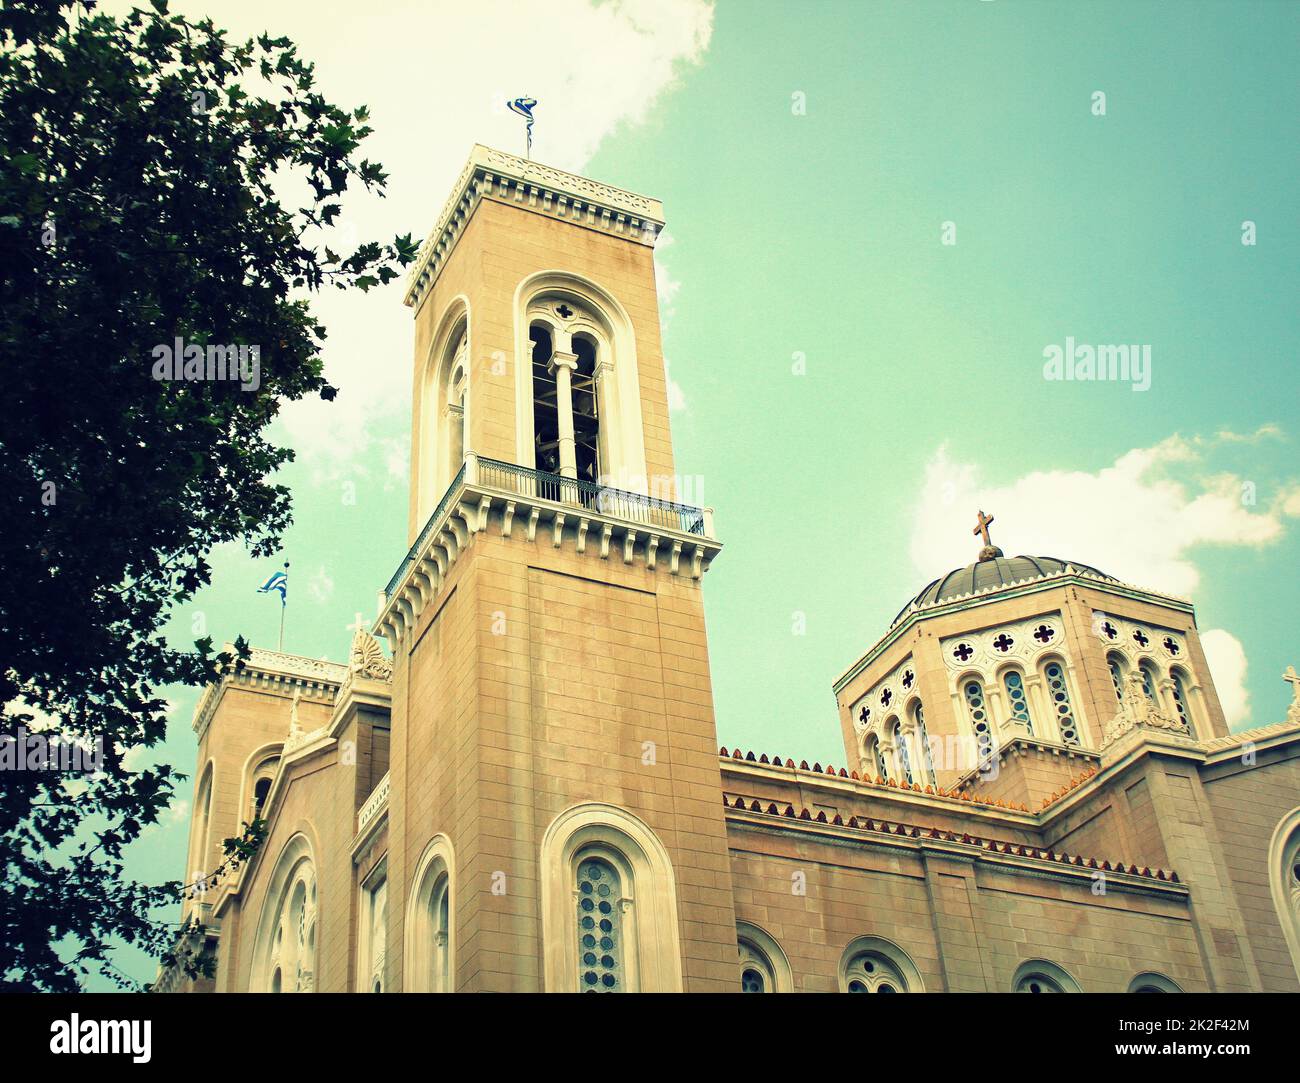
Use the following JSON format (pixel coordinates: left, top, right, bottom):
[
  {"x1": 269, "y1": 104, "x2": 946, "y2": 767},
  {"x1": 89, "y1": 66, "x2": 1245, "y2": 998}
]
[{"x1": 530, "y1": 324, "x2": 560, "y2": 474}]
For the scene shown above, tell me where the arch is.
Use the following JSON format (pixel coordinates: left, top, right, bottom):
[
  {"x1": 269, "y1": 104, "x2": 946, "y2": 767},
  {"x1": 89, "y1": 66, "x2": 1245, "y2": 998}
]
[
  {"x1": 838, "y1": 935, "x2": 924, "y2": 993},
  {"x1": 237, "y1": 742, "x2": 282, "y2": 826},
  {"x1": 736, "y1": 921, "x2": 793, "y2": 993},
  {"x1": 404, "y1": 834, "x2": 456, "y2": 992},
  {"x1": 514, "y1": 271, "x2": 648, "y2": 491},
  {"x1": 960, "y1": 675, "x2": 995, "y2": 760},
  {"x1": 539, "y1": 802, "x2": 682, "y2": 992},
  {"x1": 358, "y1": 860, "x2": 387, "y2": 993},
  {"x1": 1128, "y1": 972, "x2": 1182, "y2": 992},
  {"x1": 1138, "y1": 659, "x2": 1161, "y2": 705},
  {"x1": 1267, "y1": 807, "x2": 1300, "y2": 982},
  {"x1": 187, "y1": 760, "x2": 215, "y2": 894},
  {"x1": 998, "y1": 664, "x2": 1034, "y2": 734},
  {"x1": 416, "y1": 295, "x2": 471, "y2": 523},
  {"x1": 1168, "y1": 664, "x2": 1199, "y2": 738},
  {"x1": 249, "y1": 833, "x2": 318, "y2": 992},
  {"x1": 1012, "y1": 959, "x2": 1081, "y2": 992},
  {"x1": 1107, "y1": 652, "x2": 1129, "y2": 702},
  {"x1": 865, "y1": 732, "x2": 888, "y2": 781},
  {"x1": 1038, "y1": 655, "x2": 1082, "y2": 746},
  {"x1": 909, "y1": 698, "x2": 937, "y2": 786},
  {"x1": 888, "y1": 716, "x2": 912, "y2": 784}
]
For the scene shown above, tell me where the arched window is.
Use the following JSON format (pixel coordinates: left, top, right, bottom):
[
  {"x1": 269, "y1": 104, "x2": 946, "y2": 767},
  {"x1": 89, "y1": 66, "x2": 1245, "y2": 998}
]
[
  {"x1": 1107, "y1": 653, "x2": 1128, "y2": 702},
  {"x1": 912, "y1": 702, "x2": 937, "y2": 786},
  {"x1": 447, "y1": 348, "x2": 467, "y2": 473},
  {"x1": 1268, "y1": 809, "x2": 1300, "y2": 982},
  {"x1": 1128, "y1": 972, "x2": 1182, "y2": 992},
  {"x1": 1042, "y1": 660, "x2": 1080, "y2": 745},
  {"x1": 1002, "y1": 668, "x2": 1033, "y2": 734},
  {"x1": 405, "y1": 835, "x2": 454, "y2": 993},
  {"x1": 963, "y1": 679, "x2": 994, "y2": 760},
  {"x1": 187, "y1": 762, "x2": 214, "y2": 911},
  {"x1": 736, "y1": 924, "x2": 791, "y2": 993},
  {"x1": 1169, "y1": 666, "x2": 1197, "y2": 737},
  {"x1": 529, "y1": 323, "x2": 560, "y2": 475},
  {"x1": 1139, "y1": 661, "x2": 1160, "y2": 705},
  {"x1": 244, "y1": 749, "x2": 280, "y2": 824},
  {"x1": 540, "y1": 803, "x2": 683, "y2": 992},
  {"x1": 417, "y1": 303, "x2": 471, "y2": 521},
  {"x1": 866, "y1": 733, "x2": 888, "y2": 781},
  {"x1": 359, "y1": 868, "x2": 387, "y2": 993},
  {"x1": 839, "y1": 936, "x2": 923, "y2": 993},
  {"x1": 577, "y1": 853, "x2": 625, "y2": 993},
  {"x1": 892, "y1": 719, "x2": 913, "y2": 785},
  {"x1": 251, "y1": 835, "x2": 317, "y2": 993},
  {"x1": 529, "y1": 302, "x2": 604, "y2": 488},
  {"x1": 1013, "y1": 959, "x2": 1080, "y2": 992}
]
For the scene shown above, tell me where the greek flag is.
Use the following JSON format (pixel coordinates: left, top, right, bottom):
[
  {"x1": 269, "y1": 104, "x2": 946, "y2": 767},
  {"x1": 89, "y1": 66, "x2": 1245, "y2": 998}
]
[
  {"x1": 507, "y1": 96, "x2": 538, "y2": 156},
  {"x1": 257, "y1": 570, "x2": 287, "y2": 605}
]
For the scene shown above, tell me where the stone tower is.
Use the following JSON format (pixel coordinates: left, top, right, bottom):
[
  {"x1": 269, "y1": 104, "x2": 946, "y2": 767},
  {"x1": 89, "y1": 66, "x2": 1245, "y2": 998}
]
[{"x1": 373, "y1": 146, "x2": 735, "y2": 991}]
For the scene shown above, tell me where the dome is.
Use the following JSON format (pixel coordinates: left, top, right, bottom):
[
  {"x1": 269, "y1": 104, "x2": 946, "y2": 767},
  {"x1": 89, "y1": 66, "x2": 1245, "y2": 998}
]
[{"x1": 894, "y1": 555, "x2": 1115, "y2": 623}]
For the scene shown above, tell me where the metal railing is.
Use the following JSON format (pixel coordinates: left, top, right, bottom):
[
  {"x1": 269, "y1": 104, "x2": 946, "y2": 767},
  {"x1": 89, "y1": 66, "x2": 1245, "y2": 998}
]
[
  {"x1": 384, "y1": 461, "x2": 466, "y2": 598},
  {"x1": 476, "y1": 457, "x2": 706, "y2": 536},
  {"x1": 383, "y1": 457, "x2": 706, "y2": 602}
]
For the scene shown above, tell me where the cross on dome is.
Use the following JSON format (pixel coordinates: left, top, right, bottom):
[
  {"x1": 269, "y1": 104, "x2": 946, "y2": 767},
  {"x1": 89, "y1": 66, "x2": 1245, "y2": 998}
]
[{"x1": 973, "y1": 509, "x2": 1004, "y2": 561}]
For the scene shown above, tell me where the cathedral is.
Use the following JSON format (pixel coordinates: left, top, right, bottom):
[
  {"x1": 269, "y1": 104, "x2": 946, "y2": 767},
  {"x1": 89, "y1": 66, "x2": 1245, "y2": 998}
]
[{"x1": 161, "y1": 146, "x2": 1300, "y2": 993}]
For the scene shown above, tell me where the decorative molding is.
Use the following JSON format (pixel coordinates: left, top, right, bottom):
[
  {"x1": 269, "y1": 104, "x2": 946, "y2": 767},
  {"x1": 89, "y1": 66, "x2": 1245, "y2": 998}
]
[
  {"x1": 192, "y1": 647, "x2": 346, "y2": 742},
  {"x1": 403, "y1": 145, "x2": 665, "y2": 311},
  {"x1": 374, "y1": 454, "x2": 721, "y2": 649},
  {"x1": 357, "y1": 772, "x2": 391, "y2": 837}
]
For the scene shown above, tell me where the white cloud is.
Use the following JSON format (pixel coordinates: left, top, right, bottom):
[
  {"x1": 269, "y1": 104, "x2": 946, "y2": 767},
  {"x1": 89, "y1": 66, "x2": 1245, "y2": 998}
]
[
  {"x1": 911, "y1": 433, "x2": 1296, "y2": 598},
  {"x1": 244, "y1": 0, "x2": 716, "y2": 480},
  {"x1": 1201, "y1": 629, "x2": 1250, "y2": 729}
]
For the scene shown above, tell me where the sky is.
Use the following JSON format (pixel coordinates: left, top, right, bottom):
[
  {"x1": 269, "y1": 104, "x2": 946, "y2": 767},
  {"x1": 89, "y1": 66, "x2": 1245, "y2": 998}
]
[{"x1": 96, "y1": 0, "x2": 1299, "y2": 988}]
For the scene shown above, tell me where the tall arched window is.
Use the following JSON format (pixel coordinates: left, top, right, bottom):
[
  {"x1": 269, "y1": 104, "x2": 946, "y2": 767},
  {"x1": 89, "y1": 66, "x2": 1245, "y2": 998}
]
[
  {"x1": 1042, "y1": 660, "x2": 1080, "y2": 745},
  {"x1": 1139, "y1": 661, "x2": 1160, "y2": 705},
  {"x1": 540, "y1": 803, "x2": 683, "y2": 993},
  {"x1": 1169, "y1": 666, "x2": 1197, "y2": 737},
  {"x1": 418, "y1": 303, "x2": 471, "y2": 521},
  {"x1": 251, "y1": 835, "x2": 317, "y2": 993},
  {"x1": 447, "y1": 347, "x2": 467, "y2": 473},
  {"x1": 1107, "y1": 653, "x2": 1128, "y2": 702},
  {"x1": 359, "y1": 868, "x2": 387, "y2": 993},
  {"x1": 963, "y1": 679, "x2": 994, "y2": 760},
  {"x1": 1013, "y1": 959, "x2": 1080, "y2": 992},
  {"x1": 1268, "y1": 809, "x2": 1300, "y2": 982},
  {"x1": 528, "y1": 300, "x2": 605, "y2": 488},
  {"x1": 892, "y1": 719, "x2": 913, "y2": 785},
  {"x1": 187, "y1": 762, "x2": 214, "y2": 910},
  {"x1": 736, "y1": 923, "x2": 791, "y2": 993},
  {"x1": 244, "y1": 749, "x2": 280, "y2": 824},
  {"x1": 577, "y1": 854, "x2": 625, "y2": 993},
  {"x1": 867, "y1": 733, "x2": 888, "y2": 781},
  {"x1": 405, "y1": 835, "x2": 454, "y2": 993},
  {"x1": 912, "y1": 702, "x2": 937, "y2": 786},
  {"x1": 839, "y1": 937, "x2": 923, "y2": 993},
  {"x1": 1002, "y1": 668, "x2": 1033, "y2": 734}
]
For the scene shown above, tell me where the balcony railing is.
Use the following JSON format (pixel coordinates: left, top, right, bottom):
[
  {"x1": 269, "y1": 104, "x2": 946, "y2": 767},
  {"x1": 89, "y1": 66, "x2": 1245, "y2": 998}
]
[{"x1": 384, "y1": 457, "x2": 707, "y2": 599}]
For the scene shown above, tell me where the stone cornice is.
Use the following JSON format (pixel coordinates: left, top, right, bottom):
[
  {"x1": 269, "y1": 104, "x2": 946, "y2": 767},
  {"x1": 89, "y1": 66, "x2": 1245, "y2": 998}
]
[
  {"x1": 403, "y1": 144, "x2": 666, "y2": 311},
  {"x1": 374, "y1": 455, "x2": 720, "y2": 648},
  {"x1": 833, "y1": 570, "x2": 1196, "y2": 696},
  {"x1": 192, "y1": 647, "x2": 347, "y2": 742}
]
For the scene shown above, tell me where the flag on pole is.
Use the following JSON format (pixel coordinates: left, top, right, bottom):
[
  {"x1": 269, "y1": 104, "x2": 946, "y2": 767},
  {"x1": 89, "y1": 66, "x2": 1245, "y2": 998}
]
[
  {"x1": 507, "y1": 96, "x2": 538, "y2": 158},
  {"x1": 258, "y1": 569, "x2": 288, "y2": 606}
]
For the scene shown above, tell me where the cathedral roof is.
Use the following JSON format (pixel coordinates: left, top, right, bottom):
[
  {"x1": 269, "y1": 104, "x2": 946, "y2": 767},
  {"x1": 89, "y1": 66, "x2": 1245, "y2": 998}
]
[{"x1": 895, "y1": 554, "x2": 1116, "y2": 624}]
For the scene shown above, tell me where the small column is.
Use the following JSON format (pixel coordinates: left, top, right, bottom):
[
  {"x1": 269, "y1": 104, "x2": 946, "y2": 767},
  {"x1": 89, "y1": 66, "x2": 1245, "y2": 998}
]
[{"x1": 549, "y1": 340, "x2": 579, "y2": 482}]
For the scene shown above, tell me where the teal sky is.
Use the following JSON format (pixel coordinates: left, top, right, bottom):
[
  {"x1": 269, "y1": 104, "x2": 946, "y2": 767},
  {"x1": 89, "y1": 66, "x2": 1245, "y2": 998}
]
[{"x1": 100, "y1": 0, "x2": 1298, "y2": 988}]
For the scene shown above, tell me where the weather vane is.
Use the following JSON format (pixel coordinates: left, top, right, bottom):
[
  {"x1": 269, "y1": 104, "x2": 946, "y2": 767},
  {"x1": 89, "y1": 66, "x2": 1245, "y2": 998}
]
[{"x1": 507, "y1": 96, "x2": 538, "y2": 159}]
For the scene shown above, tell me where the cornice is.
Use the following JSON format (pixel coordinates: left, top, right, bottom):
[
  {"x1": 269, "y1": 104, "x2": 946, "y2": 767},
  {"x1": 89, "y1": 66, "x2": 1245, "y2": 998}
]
[
  {"x1": 403, "y1": 144, "x2": 666, "y2": 311},
  {"x1": 833, "y1": 569, "x2": 1196, "y2": 696},
  {"x1": 191, "y1": 647, "x2": 346, "y2": 742}
]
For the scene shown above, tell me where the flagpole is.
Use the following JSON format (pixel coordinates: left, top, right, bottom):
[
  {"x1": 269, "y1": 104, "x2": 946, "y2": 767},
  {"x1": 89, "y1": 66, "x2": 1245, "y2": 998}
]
[{"x1": 278, "y1": 601, "x2": 285, "y2": 653}]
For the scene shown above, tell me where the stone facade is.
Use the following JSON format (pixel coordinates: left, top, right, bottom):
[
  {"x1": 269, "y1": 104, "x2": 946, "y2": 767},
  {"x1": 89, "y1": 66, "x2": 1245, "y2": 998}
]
[{"x1": 162, "y1": 147, "x2": 1300, "y2": 994}]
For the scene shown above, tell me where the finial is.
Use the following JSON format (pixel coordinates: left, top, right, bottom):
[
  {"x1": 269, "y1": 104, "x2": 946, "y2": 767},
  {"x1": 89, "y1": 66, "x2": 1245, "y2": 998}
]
[{"x1": 973, "y1": 509, "x2": 1004, "y2": 562}]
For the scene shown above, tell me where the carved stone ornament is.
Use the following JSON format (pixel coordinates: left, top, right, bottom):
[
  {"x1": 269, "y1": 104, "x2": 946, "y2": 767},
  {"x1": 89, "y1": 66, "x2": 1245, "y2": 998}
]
[
  {"x1": 350, "y1": 627, "x2": 393, "y2": 681},
  {"x1": 1102, "y1": 670, "x2": 1188, "y2": 746}
]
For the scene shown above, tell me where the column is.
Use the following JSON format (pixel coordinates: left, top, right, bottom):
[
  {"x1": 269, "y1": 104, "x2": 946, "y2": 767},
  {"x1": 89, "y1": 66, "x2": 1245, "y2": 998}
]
[{"x1": 549, "y1": 331, "x2": 578, "y2": 482}]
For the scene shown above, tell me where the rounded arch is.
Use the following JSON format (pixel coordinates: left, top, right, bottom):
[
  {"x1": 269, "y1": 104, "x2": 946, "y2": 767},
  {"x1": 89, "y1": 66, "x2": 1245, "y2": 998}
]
[
  {"x1": 416, "y1": 295, "x2": 472, "y2": 522},
  {"x1": 864, "y1": 731, "x2": 888, "y2": 781},
  {"x1": 1013, "y1": 958, "x2": 1081, "y2": 992},
  {"x1": 237, "y1": 742, "x2": 282, "y2": 826},
  {"x1": 1106, "y1": 651, "x2": 1130, "y2": 702},
  {"x1": 404, "y1": 834, "x2": 456, "y2": 992},
  {"x1": 539, "y1": 802, "x2": 682, "y2": 992},
  {"x1": 249, "y1": 832, "x2": 318, "y2": 992},
  {"x1": 188, "y1": 759, "x2": 215, "y2": 890},
  {"x1": 513, "y1": 270, "x2": 648, "y2": 490},
  {"x1": 838, "y1": 935, "x2": 924, "y2": 993},
  {"x1": 1168, "y1": 663, "x2": 1200, "y2": 737},
  {"x1": 1128, "y1": 972, "x2": 1182, "y2": 992},
  {"x1": 1268, "y1": 806, "x2": 1300, "y2": 981},
  {"x1": 737, "y1": 920, "x2": 793, "y2": 993},
  {"x1": 1037, "y1": 654, "x2": 1083, "y2": 746}
]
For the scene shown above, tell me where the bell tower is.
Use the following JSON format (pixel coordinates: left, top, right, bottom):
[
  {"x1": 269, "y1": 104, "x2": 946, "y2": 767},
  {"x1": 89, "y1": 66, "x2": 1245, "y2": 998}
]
[{"x1": 376, "y1": 146, "x2": 734, "y2": 991}]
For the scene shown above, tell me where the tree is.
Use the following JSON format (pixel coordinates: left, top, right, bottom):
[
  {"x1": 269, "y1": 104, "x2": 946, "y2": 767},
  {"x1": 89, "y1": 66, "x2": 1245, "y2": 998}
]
[{"x1": 0, "y1": 0, "x2": 417, "y2": 989}]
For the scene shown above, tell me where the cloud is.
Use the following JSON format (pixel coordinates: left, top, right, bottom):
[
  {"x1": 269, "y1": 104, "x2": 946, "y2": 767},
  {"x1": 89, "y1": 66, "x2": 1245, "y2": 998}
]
[
  {"x1": 1201, "y1": 629, "x2": 1250, "y2": 729},
  {"x1": 258, "y1": 0, "x2": 715, "y2": 480},
  {"x1": 911, "y1": 433, "x2": 1297, "y2": 598}
]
